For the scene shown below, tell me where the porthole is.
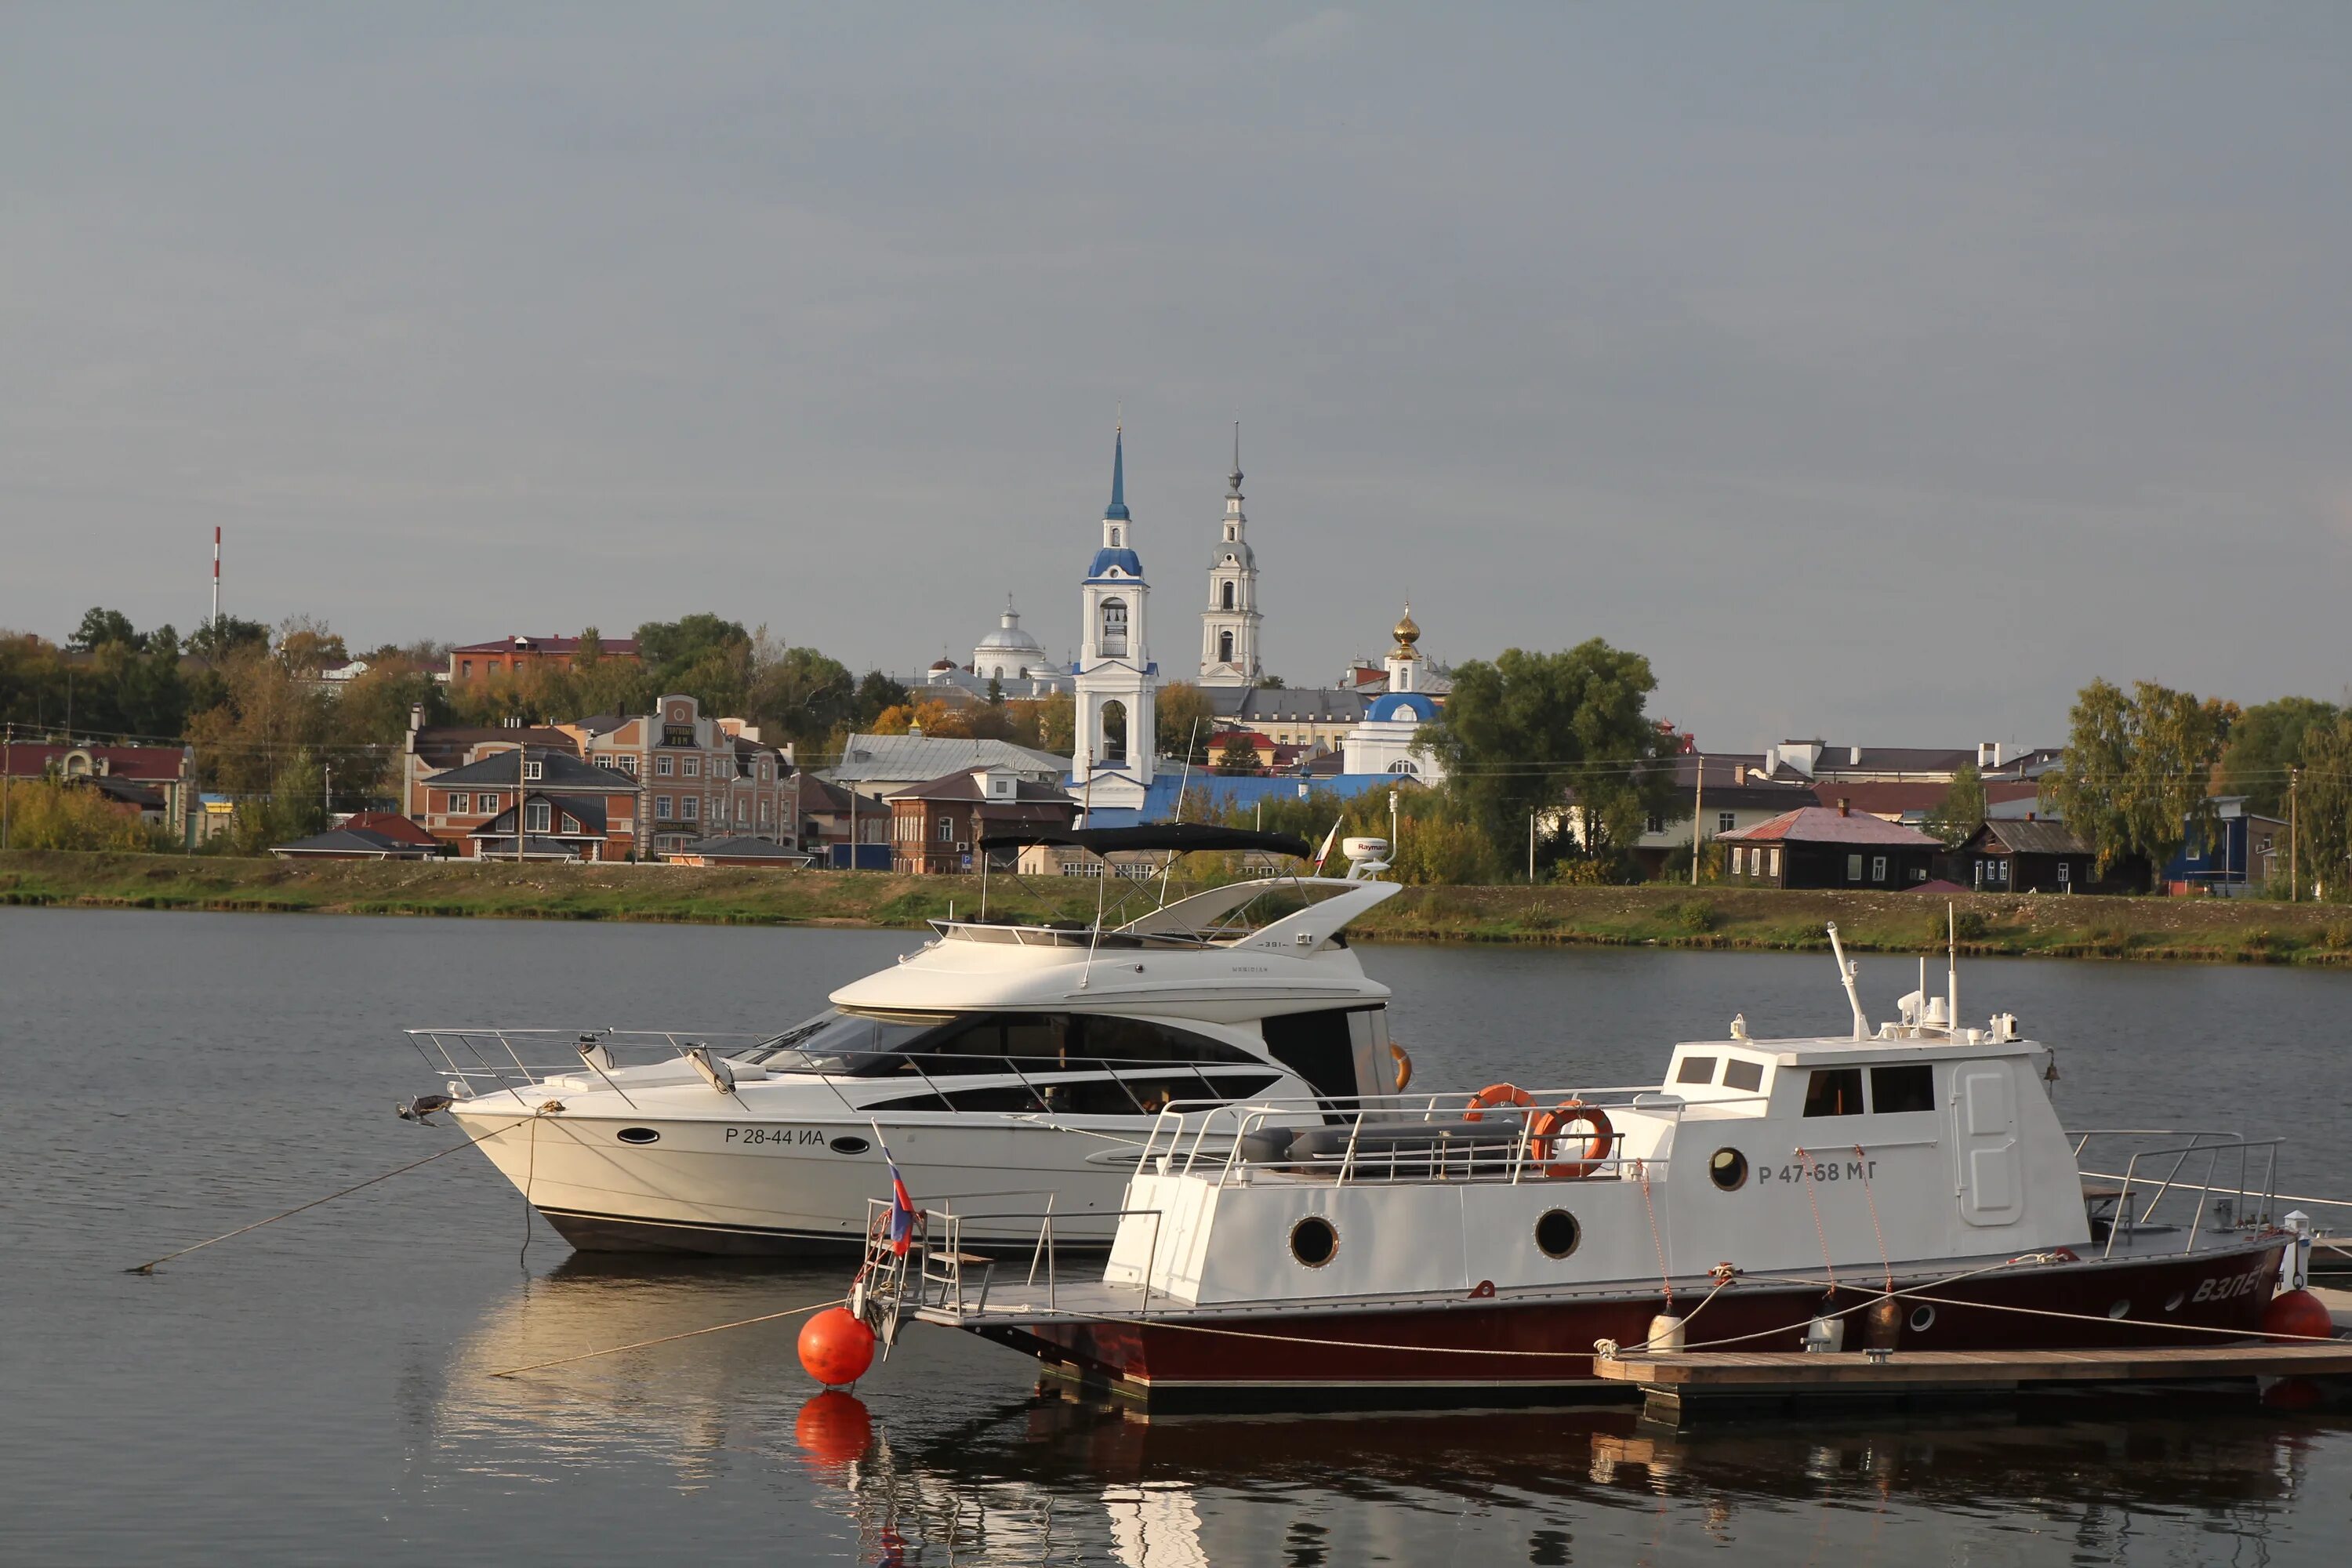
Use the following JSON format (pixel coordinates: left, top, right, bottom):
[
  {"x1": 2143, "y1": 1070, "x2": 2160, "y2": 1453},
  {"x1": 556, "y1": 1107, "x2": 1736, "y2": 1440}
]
[
  {"x1": 615, "y1": 1127, "x2": 661, "y2": 1145},
  {"x1": 829, "y1": 1136, "x2": 872, "y2": 1156},
  {"x1": 1534, "y1": 1209, "x2": 1581, "y2": 1260},
  {"x1": 1708, "y1": 1149, "x2": 1748, "y2": 1192},
  {"x1": 1289, "y1": 1215, "x2": 1338, "y2": 1269},
  {"x1": 2107, "y1": 1299, "x2": 2132, "y2": 1319},
  {"x1": 1908, "y1": 1305, "x2": 1936, "y2": 1334},
  {"x1": 2164, "y1": 1291, "x2": 2185, "y2": 1314}
]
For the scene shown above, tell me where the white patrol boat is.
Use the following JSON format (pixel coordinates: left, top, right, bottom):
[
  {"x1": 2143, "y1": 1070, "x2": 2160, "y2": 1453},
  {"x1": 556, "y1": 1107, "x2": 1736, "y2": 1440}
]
[
  {"x1": 404, "y1": 826, "x2": 1415, "y2": 1254},
  {"x1": 863, "y1": 927, "x2": 2309, "y2": 1408}
]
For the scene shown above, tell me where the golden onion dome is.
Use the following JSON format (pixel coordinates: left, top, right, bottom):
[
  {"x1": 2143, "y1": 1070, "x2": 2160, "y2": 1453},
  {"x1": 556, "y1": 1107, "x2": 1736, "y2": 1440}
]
[{"x1": 1389, "y1": 602, "x2": 1421, "y2": 657}]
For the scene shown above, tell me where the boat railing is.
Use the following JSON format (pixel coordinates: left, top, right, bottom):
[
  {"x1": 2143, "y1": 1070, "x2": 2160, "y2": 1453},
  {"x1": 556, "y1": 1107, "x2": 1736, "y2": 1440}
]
[
  {"x1": 406, "y1": 1025, "x2": 1298, "y2": 1126},
  {"x1": 404, "y1": 1027, "x2": 777, "y2": 1103},
  {"x1": 1134, "y1": 1086, "x2": 1769, "y2": 1190},
  {"x1": 864, "y1": 1197, "x2": 1167, "y2": 1323},
  {"x1": 2067, "y1": 1130, "x2": 2284, "y2": 1257}
]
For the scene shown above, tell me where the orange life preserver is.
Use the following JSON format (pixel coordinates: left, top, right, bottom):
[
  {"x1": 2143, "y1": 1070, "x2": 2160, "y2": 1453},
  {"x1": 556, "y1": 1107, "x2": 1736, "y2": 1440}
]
[
  {"x1": 1390, "y1": 1043, "x2": 1414, "y2": 1093},
  {"x1": 1462, "y1": 1082, "x2": 1535, "y2": 1122},
  {"x1": 1529, "y1": 1099, "x2": 1614, "y2": 1179}
]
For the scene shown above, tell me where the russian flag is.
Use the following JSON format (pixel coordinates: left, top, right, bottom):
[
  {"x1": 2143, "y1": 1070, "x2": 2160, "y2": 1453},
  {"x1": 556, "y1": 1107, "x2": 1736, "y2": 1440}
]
[{"x1": 887, "y1": 1157, "x2": 918, "y2": 1257}]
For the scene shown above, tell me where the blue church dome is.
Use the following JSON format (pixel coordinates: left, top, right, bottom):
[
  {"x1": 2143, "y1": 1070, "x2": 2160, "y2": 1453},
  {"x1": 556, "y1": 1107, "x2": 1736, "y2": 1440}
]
[
  {"x1": 1367, "y1": 691, "x2": 1439, "y2": 723},
  {"x1": 1085, "y1": 546, "x2": 1145, "y2": 581}
]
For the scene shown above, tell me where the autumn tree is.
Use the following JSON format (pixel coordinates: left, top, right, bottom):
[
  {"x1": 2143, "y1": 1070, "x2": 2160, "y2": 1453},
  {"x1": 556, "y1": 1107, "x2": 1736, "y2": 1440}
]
[
  {"x1": 1156, "y1": 682, "x2": 1215, "y2": 764},
  {"x1": 1216, "y1": 733, "x2": 1263, "y2": 775},
  {"x1": 2042, "y1": 678, "x2": 2234, "y2": 884}
]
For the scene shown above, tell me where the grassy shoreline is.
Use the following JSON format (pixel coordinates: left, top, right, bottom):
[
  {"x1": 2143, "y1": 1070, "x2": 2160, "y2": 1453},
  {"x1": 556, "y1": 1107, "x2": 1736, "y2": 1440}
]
[{"x1": 4, "y1": 849, "x2": 2350, "y2": 966}]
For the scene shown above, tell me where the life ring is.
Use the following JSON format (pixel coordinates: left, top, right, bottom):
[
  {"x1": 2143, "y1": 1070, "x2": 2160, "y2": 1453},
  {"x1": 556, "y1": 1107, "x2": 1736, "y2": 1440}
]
[
  {"x1": 1529, "y1": 1100, "x2": 1613, "y2": 1179},
  {"x1": 1463, "y1": 1083, "x2": 1535, "y2": 1122},
  {"x1": 1390, "y1": 1043, "x2": 1414, "y2": 1093}
]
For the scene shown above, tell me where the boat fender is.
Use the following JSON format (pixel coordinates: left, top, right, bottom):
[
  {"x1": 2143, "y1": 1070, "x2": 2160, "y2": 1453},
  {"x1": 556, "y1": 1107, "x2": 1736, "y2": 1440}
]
[
  {"x1": 1530, "y1": 1101, "x2": 1613, "y2": 1180},
  {"x1": 798, "y1": 1307, "x2": 877, "y2": 1388},
  {"x1": 2262, "y1": 1288, "x2": 2334, "y2": 1341},
  {"x1": 1463, "y1": 1083, "x2": 1534, "y2": 1121}
]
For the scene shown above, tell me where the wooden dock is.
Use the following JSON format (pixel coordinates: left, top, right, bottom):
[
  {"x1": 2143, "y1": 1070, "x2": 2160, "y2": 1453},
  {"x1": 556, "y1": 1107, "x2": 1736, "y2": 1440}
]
[{"x1": 1595, "y1": 1341, "x2": 2352, "y2": 1425}]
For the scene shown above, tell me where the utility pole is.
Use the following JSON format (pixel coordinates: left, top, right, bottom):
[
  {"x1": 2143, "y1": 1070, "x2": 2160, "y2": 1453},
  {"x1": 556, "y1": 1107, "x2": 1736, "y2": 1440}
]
[
  {"x1": 2289, "y1": 766, "x2": 2299, "y2": 902},
  {"x1": 1691, "y1": 757, "x2": 1704, "y2": 887},
  {"x1": 1388, "y1": 789, "x2": 1399, "y2": 873},
  {"x1": 323, "y1": 763, "x2": 332, "y2": 826},
  {"x1": 517, "y1": 734, "x2": 528, "y2": 863},
  {"x1": 1529, "y1": 811, "x2": 1536, "y2": 884},
  {"x1": 3, "y1": 721, "x2": 13, "y2": 850}
]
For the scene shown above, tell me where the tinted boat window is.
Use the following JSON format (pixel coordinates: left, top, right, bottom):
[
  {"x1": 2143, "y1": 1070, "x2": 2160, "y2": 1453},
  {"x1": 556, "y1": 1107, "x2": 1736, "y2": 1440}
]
[
  {"x1": 1675, "y1": 1056, "x2": 1717, "y2": 1085},
  {"x1": 1871, "y1": 1064, "x2": 1936, "y2": 1114},
  {"x1": 1722, "y1": 1058, "x2": 1764, "y2": 1093},
  {"x1": 1079, "y1": 1015, "x2": 1259, "y2": 1065},
  {"x1": 1802, "y1": 1068, "x2": 1864, "y2": 1116},
  {"x1": 864, "y1": 1091, "x2": 949, "y2": 1112},
  {"x1": 1261, "y1": 1008, "x2": 1364, "y2": 1102},
  {"x1": 1044, "y1": 1077, "x2": 1149, "y2": 1116},
  {"x1": 945, "y1": 1083, "x2": 1047, "y2": 1113},
  {"x1": 744, "y1": 1009, "x2": 945, "y2": 1074}
]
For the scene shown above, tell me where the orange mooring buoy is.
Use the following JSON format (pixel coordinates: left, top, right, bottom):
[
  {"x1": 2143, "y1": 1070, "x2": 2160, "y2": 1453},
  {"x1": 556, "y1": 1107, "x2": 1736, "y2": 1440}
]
[
  {"x1": 798, "y1": 1306, "x2": 879, "y2": 1387},
  {"x1": 2262, "y1": 1287, "x2": 2335, "y2": 1341}
]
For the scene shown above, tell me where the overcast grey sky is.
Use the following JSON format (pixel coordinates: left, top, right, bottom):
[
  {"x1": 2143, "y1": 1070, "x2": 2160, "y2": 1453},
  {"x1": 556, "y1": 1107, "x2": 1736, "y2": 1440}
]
[{"x1": 6, "y1": 4, "x2": 2348, "y2": 747}]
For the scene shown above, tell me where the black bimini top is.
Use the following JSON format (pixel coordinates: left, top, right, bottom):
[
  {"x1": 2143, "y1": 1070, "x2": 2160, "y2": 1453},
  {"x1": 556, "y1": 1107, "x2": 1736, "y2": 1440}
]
[{"x1": 976, "y1": 824, "x2": 1314, "y2": 860}]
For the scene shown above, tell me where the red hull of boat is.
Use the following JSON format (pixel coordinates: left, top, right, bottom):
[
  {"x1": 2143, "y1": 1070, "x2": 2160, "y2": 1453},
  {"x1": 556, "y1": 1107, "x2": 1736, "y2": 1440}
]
[{"x1": 975, "y1": 1241, "x2": 2291, "y2": 1406}]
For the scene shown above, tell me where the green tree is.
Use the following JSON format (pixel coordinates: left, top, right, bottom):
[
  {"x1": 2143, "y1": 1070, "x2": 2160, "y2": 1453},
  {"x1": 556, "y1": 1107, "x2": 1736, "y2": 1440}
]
[
  {"x1": 855, "y1": 670, "x2": 912, "y2": 725},
  {"x1": 187, "y1": 615, "x2": 270, "y2": 662},
  {"x1": 1421, "y1": 640, "x2": 1674, "y2": 873},
  {"x1": 636, "y1": 614, "x2": 750, "y2": 678},
  {"x1": 2219, "y1": 696, "x2": 2339, "y2": 816},
  {"x1": 71, "y1": 608, "x2": 138, "y2": 651},
  {"x1": 2042, "y1": 678, "x2": 2232, "y2": 884},
  {"x1": 1924, "y1": 762, "x2": 1987, "y2": 848},
  {"x1": 1216, "y1": 733, "x2": 1263, "y2": 775},
  {"x1": 749, "y1": 643, "x2": 858, "y2": 751}
]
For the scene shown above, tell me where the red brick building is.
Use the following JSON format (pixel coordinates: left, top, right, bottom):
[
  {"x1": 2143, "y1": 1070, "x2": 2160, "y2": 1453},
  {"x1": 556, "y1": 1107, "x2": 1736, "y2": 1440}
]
[
  {"x1": 447, "y1": 633, "x2": 641, "y2": 684},
  {"x1": 887, "y1": 767, "x2": 1080, "y2": 874}
]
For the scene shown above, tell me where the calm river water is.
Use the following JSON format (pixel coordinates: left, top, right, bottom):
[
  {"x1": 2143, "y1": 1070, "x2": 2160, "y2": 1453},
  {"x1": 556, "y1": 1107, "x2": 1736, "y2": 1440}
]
[{"x1": 6, "y1": 906, "x2": 2352, "y2": 1565}]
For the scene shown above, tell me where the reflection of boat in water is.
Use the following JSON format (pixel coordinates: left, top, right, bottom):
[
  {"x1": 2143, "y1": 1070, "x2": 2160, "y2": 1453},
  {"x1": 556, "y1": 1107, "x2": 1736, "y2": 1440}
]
[
  {"x1": 416, "y1": 1253, "x2": 2337, "y2": 1566},
  {"x1": 408, "y1": 829, "x2": 1414, "y2": 1256},
  {"x1": 890, "y1": 932, "x2": 2306, "y2": 1406}
]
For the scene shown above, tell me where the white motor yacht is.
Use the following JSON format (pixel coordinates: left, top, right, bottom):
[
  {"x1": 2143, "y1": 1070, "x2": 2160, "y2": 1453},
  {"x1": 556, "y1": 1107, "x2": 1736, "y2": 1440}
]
[{"x1": 406, "y1": 827, "x2": 1413, "y2": 1254}]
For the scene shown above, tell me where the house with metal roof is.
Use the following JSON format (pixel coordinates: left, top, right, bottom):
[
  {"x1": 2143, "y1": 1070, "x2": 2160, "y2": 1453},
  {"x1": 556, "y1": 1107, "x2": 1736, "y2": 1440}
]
[
  {"x1": 826, "y1": 732, "x2": 1072, "y2": 797},
  {"x1": 884, "y1": 767, "x2": 1080, "y2": 874},
  {"x1": 1953, "y1": 818, "x2": 2097, "y2": 893},
  {"x1": 1718, "y1": 804, "x2": 1940, "y2": 889}
]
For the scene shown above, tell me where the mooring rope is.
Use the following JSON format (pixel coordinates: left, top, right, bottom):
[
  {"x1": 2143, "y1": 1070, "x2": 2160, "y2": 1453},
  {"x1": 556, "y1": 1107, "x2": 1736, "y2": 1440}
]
[
  {"x1": 131, "y1": 1105, "x2": 562, "y2": 1279},
  {"x1": 1791, "y1": 1145, "x2": 1838, "y2": 1295},
  {"x1": 1637, "y1": 1160, "x2": 1675, "y2": 1307},
  {"x1": 125, "y1": 1114, "x2": 534, "y2": 1274},
  {"x1": 488, "y1": 1297, "x2": 848, "y2": 1378},
  {"x1": 1853, "y1": 1143, "x2": 1895, "y2": 1297}
]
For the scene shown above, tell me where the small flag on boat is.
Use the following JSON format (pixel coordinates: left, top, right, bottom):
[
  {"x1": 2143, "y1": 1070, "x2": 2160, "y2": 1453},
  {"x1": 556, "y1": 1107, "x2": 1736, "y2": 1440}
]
[
  {"x1": 1312, "y1": 818, "x2": 1342, "y2": 875},
  {"x1": 887, "y1": 1156, "x2": 918, "y2": 1257}
]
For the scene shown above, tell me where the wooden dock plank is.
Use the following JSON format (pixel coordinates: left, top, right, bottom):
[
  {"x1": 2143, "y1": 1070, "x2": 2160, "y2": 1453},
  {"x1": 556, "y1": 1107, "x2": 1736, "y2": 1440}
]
[{"x1": 1597, "y1": 1341, "x2": 2352, "y2": 1391}]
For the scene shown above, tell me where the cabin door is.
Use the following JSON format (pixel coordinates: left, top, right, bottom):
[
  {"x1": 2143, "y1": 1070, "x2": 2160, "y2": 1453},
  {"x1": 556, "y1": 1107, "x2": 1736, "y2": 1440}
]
[{"x1": 1952, "y1": 1065, "x2": 2024, "y2": 1227}]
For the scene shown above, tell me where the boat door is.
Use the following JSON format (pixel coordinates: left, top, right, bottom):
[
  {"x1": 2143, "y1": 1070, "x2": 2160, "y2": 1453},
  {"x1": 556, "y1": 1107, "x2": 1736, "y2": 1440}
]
[{"x1": 1952, "y1": 1063, "x2": 2024, "y2": 1227}]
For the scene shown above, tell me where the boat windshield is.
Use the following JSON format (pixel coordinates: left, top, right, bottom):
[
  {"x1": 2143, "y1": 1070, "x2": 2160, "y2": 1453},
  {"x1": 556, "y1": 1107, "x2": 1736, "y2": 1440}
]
[{"x1": 740, "y1": 1009, "x2": 949, "y2": 1072}]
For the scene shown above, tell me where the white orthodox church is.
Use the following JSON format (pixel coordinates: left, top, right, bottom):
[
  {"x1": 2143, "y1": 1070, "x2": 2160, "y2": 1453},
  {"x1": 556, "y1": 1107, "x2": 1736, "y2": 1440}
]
[
  {"x1": 1339, "y1": 604, "x2": 1446, "y2": 781},
  {"x1": 1069, "y1": 428, "x2": 1159, "y2": 813},
  {"x1": 1196, "y1": 425, "x2": 1261, "y2": 687}
]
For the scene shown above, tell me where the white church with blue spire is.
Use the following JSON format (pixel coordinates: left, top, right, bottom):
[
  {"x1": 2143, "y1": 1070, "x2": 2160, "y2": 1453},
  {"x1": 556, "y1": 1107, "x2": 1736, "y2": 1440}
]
[{"x1": 1069, "y1": 426, "x2": 1158, "y2": 814}]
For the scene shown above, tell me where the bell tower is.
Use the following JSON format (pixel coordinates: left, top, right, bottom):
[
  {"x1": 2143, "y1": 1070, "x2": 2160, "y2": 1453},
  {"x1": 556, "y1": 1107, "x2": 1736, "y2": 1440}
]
[
  {"x1": 1197, "y1": 423, "x2": 1262, "y2": 687},
  {"x1": 1072, "y1": 425, "x2": 1156, "y2": 813}
]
